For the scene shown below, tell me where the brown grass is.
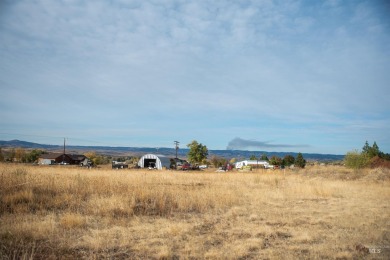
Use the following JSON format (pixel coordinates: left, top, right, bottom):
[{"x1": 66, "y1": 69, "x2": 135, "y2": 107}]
[{"x1": 0, "y1": 164, "x2": 389, "y2": 259}]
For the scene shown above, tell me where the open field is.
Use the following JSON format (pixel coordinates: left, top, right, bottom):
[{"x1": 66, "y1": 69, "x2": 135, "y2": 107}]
[{"x1": 0, "y1": 164, "x2": 389, "y2": 259}]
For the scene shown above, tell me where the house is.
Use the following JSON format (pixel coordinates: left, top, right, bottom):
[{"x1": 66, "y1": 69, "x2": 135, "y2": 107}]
[
  {"x1": 38, "y1": 153, "x2": 87, "y2": 165},
  {"x1": 68, "y1": 154, "x2": 89, "y2": 165}
]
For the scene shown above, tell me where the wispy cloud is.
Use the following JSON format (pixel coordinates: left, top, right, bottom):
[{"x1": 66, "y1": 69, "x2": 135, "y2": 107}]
[
  {"x1": 0, "y1": 0, "x2": 389, "y2": 153},
  {"x1": 226, "y1": 137, "x2": 310, "y2": 150}
]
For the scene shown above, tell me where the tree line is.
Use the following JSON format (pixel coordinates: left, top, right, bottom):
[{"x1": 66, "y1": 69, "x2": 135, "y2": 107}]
[
  {"x1": 0, "y1": 147, "x2": 46, "y2": 163},
  {"x1": 344, "y1": 141, "x2": 390, "y2": 169},
  {"x1": 1, "y1": 140, "x2": 308, "y2": 169},
  {"x1": 186, "y1": 140, "x2": 306, "y2": 168}
]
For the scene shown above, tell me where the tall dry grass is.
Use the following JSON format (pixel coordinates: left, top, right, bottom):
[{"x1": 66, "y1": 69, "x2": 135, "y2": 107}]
[
  {"x1": 1, "y1": 164, "x2": 389, "y2": 259},
  {"x1": 0, "y1": 165, "x2": 237, "y2": 217}
]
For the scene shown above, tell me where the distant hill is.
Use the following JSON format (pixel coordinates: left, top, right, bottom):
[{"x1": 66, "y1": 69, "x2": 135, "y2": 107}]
[
  {"x1": 0, "y1": 139, "x2": 344, "y2": 161},
  {"x1": 0, "y1": 139, "x2": 58, "y2": 149}
]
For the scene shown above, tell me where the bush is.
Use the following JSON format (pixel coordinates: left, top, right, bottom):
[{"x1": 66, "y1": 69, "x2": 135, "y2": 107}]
[
  {"x1": 368, "y1": 156, "x2": 390, "y2": 169},
  {"x1": 344, "y1": 150, "x2": 369, "y2": 170}
]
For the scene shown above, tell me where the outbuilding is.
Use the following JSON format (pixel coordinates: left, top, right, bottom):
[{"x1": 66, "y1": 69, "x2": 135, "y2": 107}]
[{"x1": 138, "y1": 154, "x2": 172, "y2": 170}]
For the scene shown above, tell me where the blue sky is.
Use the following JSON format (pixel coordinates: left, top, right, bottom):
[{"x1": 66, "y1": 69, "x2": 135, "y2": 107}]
[{"x1": 0, "y1": 0, "x2": 389, "y2": 154}]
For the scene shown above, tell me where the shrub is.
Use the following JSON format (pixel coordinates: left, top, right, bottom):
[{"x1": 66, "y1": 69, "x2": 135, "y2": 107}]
[{"x1": 344, "y1": 150, "x2": 369, "y2": 170}]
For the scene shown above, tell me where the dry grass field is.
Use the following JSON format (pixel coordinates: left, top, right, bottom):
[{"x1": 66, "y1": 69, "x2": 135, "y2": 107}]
[{"x1": 0, "y1": 163, "x2": 389, "y2": 259}]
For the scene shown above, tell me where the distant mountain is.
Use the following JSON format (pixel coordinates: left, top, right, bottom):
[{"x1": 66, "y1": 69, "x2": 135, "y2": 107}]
[
  {"x1": 0, "y1": 139, "x2": 58, "y2": 149},
  {"x1": 208, "y1": 149, "x2": 344, "y2": 162},
  {"x1": 0, "y1": 139, "x2": 344, "y2": 161}
]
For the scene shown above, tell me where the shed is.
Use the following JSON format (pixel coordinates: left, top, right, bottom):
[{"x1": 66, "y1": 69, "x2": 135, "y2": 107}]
[{"x1": 138, "y1": 154, "x2": 172, "y2": 170}]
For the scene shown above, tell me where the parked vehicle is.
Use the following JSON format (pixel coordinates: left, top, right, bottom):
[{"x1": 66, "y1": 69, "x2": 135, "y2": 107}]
[
  {"x1": 181, "y1": 163, "x2": 192, "y2": 171},
  {"x1": 80, "y1": 158, "x2": 93, "y2": 168},
  {"x1": 112, "y1": 161, "x2": 128, "y2": 169}
]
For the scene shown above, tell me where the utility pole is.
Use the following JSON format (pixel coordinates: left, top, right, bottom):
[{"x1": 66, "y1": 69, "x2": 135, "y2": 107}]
[
  {"x1": 174, "y1": 141, "x2": 179, "y2": 159},
  {"x1": 174, "y1": 141, "x2": 180, "y2": 170},
  {"x1": 62, "y1": 137, "x2": 66, "y2": 164}
]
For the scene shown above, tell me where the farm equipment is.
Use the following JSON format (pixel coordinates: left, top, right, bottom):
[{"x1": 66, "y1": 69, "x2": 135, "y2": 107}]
[
  {"x1": 80, "y1": 158, "x2": 93, "y2": 168},
  {"x1": 112, "y1": 161, "x2": 128, "y2": 169}
]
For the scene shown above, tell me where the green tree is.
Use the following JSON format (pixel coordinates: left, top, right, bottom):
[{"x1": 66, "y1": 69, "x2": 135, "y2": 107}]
[
  {"x1": 362, "y1": 141, "x2": 371, "y2": 155},
  {"x1": 362, "y1": 141, "x2": 380, "y2": 159},
  {"x1": 187, "y1": 140, "x2": 208, "y2": 164},
  {"x1": 379, "y1": 152, "x2": 390, "y2": 160},
  {"x1": 260, "y1": 154, "x2": 269, "y2": 161},
  {"x1": 269, "y1": 156, "x2": 282, "y2": 166},
  {"x1": 283, "y1": 155, "x2": 295, "y2": 166},
  {"x1": 295, "y1": 153, "x2": 306, "y2": 168},
  {"x1": 250, "y1": 155, "x2": 257, "y2": 160},
  {"x1": 371, "y1": 142, "x2": 380, "y2": 157},
  {"x1": 24, "y1": 149, "x2": 45, "y2": 163}
]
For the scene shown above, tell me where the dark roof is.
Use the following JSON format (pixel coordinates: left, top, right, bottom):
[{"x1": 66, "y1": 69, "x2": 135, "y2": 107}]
[
  {"x1": 39, "y1": 153, "x2": 85, "y2": 160},
  {"x1": 70, "y1": 154, "x2": 86, "y2": 160},
  {"x1": 39, "y1": 153, "x2": 64, "y2": 159}
]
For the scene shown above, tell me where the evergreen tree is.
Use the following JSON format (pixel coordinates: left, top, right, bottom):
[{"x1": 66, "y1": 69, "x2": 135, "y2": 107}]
[
  {"x1": 269, "y1": 156, "x2": 282, "y2": 166},
  {"x1": 295, "y1": 153, "x2": 306, "y2": 168},
  {"x1": 283, "y1": 155, "x2": 295, "y2": 166},
  {"x1": 379, "y1": 152, "x2": 390, "y2": 160},
  {"x1": 362, "y1": 141, "x2": 381, "y2": 159},
  {"x1": 362, "y1": 141, "x2": 371, "y2": 155},
  {"x1": 260, "y1": 153, "x2": 269, "y2": 161},
  {"x1": 371, "y1": 142, "x2": 380, "y2": 157}
]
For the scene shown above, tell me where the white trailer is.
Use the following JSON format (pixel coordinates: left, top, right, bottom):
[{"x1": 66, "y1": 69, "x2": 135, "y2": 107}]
[{"x1": 235, "y1": 160, "x2": 270, "y2": 169}]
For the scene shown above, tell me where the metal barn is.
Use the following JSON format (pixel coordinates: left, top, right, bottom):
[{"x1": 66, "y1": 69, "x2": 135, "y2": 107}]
[{"x1": 137, "y1": 154, "x2": 172, "y2": 170}]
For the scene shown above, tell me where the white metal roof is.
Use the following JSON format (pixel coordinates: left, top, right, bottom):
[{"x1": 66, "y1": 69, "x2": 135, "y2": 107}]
[{"x1": 137, "y1": 153, "x2": 171, "y2": 170}]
